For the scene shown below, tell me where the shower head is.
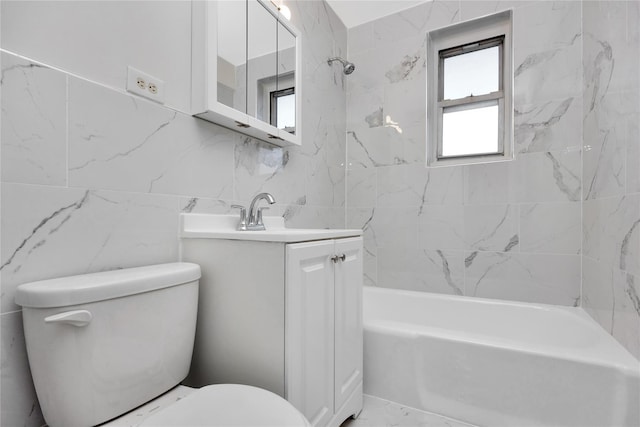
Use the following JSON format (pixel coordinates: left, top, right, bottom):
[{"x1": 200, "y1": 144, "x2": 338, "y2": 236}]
[{"x1": 328, "y1": 57, "x2": 356, "y2": 75}]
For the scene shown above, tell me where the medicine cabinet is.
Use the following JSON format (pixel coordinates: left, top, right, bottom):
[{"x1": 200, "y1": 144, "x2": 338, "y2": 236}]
[{"x1": 191, "y1": 0, "x2": 302, "y2": 147}]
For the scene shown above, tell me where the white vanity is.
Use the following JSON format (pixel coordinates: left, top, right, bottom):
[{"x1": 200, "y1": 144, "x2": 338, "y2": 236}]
[{"x1": 179, "y1": 214, "x2": 363, "y2": 427}]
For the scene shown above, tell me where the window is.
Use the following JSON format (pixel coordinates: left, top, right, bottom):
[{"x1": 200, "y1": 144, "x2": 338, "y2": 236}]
[
  {"x1": 270, "y1": 87, "x2": 295, "y2": 133},
  {"x1": 427, "y1": 11, "x2": 512, "y2": 166}
]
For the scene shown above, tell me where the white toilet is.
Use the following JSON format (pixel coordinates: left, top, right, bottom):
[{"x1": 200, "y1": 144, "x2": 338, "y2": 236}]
[{"x1": 15, "y1": 262, "x2": 310, "y2": 427}]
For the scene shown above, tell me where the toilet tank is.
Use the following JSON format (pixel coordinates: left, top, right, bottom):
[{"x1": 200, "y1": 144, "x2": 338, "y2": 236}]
[{"x1": 15, "y1": 262, "x2": 201, "y2": 427}]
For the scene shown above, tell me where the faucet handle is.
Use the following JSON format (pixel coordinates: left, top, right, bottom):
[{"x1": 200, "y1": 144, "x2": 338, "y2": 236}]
[
  {"x1": 256, "y1": 207, "x2": 269, "y2": 227},
  {"x1": 230, "y1": 205, "x2": 248, "y2": 231}
]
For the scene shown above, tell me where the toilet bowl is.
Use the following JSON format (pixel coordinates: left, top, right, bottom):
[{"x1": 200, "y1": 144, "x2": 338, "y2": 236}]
[{"x1": 15, "y1": 263, "x2": 309, "y2": 427}]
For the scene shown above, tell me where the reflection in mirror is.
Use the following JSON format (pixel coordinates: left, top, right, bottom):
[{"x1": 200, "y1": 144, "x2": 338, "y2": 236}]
[
  {"x1": 248, "y1": 0, "x2": 277, "y2": 125},
  {"x1": 216, "y1": 0, "x2": 247, "y2": 113},
  {"x1": 273, "y1": 21, "x2": 296, "y2": 134}
]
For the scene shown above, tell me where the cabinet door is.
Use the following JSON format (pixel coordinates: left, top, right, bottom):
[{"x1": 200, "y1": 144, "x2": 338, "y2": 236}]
[
  {"x1": 286, "y1": 240, "x2": 335, "y2": 427},
  {"x1": 333, "y1": 237, "x2": 363, "y2": 411}
]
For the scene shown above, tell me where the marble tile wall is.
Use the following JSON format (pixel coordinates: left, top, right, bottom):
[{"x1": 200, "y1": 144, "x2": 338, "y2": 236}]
[
  {"x1": 0, "y1": 1, "x2": 347, "y2": 425},
  {"x1": 581, "y1": 1, "x2": 640, "y2": 359},
  {"x1": 346, "y1": 0, "x2": 584, "y2": 306}
]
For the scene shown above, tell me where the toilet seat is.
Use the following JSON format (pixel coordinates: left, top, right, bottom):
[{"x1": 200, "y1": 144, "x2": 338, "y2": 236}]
[{"x1": 139, "y1": 384, "x2": 310, "y2": 426}]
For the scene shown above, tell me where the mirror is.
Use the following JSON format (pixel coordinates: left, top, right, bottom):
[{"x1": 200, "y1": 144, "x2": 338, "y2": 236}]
[
  {"x1": 273, "y1": 21, "x2": 296, "y2": 134},
  {"x1": 216, "y1": 0, "x2": 247, "y2": 113},
  {"x1": 191, "y1": 0, "x2": 301, "y2": 146},
  {"x1": 247, "y1": 0, "x2": 278, "y2": 125}
]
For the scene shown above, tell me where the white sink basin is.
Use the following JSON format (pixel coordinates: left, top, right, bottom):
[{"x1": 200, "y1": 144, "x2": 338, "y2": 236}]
[{"x1": 179, "y1": 214, "x2": 362, "y2": 243}]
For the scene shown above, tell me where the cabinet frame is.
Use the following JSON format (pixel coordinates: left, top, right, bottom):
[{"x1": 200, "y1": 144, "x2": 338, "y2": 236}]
[{"x1": 191, "y1": 0, "x2": 302, "y2": 147}]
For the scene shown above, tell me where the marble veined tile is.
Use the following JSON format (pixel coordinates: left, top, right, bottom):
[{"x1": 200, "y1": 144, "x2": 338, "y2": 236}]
[
  {"x1": 341, "y1": 395, "x2": 476, "y2": 427},
  {"x1": 582, "y1": 257, "x2": 640, "y2": 360},
  {"x1": 583, "y1": 1, "x2": 639, "y2": 97},
  {"x1": 1, "y1": 183, "x2": 181, "y2": 313},
  {"x1": 372, "y1": 1, "x2": 460, "y2": 46},
  {"x1": 348, "y1": 22, "x2": 374, "y2": 54},
  {"x1": 583, "y1": 91, "x2": 638, "y2": 200},
  {"x1": 1, "y1": 52, "x2": 67, "y2": 186},
  {"x1": 233, "y1": 139, "x2": 306, "y2": 205},
  {"x1": 0, "y1": 311, "x2": 45, "y2": 427},
  {"x1": 459, "y1": 1, "x2": 536, "y2": 21},
  {"x1": 377, "y1": 164, "x2": 463, "y2": 209},
  {"x1": 513, "y1": 0, "x2": 581, "y2": 54},
  {"x1": 347, "y1": 168, "x2": 376, "y2": 209},
  {"x1": 464, "y1": 251, "x2": 581, "y2": 306},
  {"x1": 378, "y1": 247, "x2": 465, "y2": 296},
  {"x1": 518, "y1": 150, "x2": 582, "y2": 203},
  {"x1": 464, "y1": 204, "x2": 519, "y2": 253},
  {"x1": 513, "y1": 1, "x2": 582, "y2": 105},
  {"x1": 515, "y1": 97, "x2": 583, "y2": 154},
  {"x1": 68, "y1": 77, "x2": 235, "y2": 199},
  {"x1": 519, "y1": 202, "x2": 582, "y2": 255},
  {"x1": 582, "y1": 194, "x2": 640, "y2": 277},
  {"x1": 418, "y1": 205, "x2": 465, "y2": 251}
]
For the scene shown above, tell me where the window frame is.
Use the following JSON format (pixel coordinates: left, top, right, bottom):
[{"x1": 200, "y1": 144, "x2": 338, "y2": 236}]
[
  {"x1": 269, "y1": 86, "x2": 295, "y2": 131},
  {"x1": 426, "y1": 11, "x2": 513, "y2": 167}
]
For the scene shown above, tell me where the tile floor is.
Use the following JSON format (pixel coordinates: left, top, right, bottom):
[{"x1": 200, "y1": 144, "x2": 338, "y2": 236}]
[{"x1": 341, "y1": 395, "x2": 476, "y2": 427}]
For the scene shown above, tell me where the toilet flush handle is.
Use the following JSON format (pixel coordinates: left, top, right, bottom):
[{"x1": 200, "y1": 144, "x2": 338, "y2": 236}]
[{"x1": 44, "y1": 310, "x2": 92, "y2": 327}]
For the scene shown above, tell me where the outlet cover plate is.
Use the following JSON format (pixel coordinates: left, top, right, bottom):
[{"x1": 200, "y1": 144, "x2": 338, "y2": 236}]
[{"x1": 126, "y1": 66, "x2": 165, "y2": 104}]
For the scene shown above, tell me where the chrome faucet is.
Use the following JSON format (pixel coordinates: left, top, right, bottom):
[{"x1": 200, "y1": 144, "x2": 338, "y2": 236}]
[{"x1": 231, "y1": 193, "x2": 276, "y2": 231}]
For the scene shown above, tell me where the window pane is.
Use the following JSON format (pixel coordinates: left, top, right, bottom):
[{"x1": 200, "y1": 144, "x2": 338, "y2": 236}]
[
  {"x1": 443, "y1": 46, "x2": 499, "y2": 100},
  {"x1": 441, "y1": 103, "x2": 499, "y2": 157},
  {"x1": 276, "y1": 93, "x2": 295, "y2": 131}
]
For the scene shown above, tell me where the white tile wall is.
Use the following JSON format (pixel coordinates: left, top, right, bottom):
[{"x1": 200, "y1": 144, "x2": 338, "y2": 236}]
[{"x1": 346, "y1": 0, "x2": 584, "y2": 306}]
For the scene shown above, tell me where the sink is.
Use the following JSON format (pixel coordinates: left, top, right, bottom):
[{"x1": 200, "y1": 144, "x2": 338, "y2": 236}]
[{"x1": 179, "y1": 214, "x2": 362, "y2": 243}]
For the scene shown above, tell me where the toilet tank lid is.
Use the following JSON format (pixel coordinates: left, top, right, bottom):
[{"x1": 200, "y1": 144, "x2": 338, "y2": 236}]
[{"x1": 15, "y1": 263, "x2": 201, "y2": 308}]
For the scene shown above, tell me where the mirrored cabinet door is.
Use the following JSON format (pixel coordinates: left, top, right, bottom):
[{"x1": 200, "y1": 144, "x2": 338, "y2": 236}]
[
  {"x1": 191, "y1": 0, "x2": 301, "y2": 147},
  {"x1": 274, "y1": 22, "x2": 296, "y2": 135},
  {"x1": 216, "y1": 0, "x2": 247, "y2": 114},
  {"x1": 247, "y1": 0, "x2": 278, "y2": 127}
]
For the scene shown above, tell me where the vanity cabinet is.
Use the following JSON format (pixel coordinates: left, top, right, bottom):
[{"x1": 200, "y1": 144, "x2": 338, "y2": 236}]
[
  {"x1": 191, "y1": 0, "x2": 301, "y2": 147},
  {"x1": 180, "y1": 231, "x2": 362, "y2": 427},
  {"x1": 286, "y1": 238, "x2": 363, "y2": 426}
]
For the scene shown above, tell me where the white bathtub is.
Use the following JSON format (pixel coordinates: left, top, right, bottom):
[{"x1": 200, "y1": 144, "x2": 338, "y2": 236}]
[{"x1": 363, "y1": 287, "x2": 640, "y2": 427}]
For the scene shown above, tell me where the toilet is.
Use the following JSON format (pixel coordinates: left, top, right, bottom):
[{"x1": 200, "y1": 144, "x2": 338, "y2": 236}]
[{"x1": 15, "y1": 262, "x2": 310, "y2": 427}]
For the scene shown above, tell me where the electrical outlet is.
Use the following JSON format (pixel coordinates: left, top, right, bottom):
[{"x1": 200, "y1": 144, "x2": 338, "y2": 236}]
[{"x1": 126, "y1": 66, "x2": 165, "y2": 104}]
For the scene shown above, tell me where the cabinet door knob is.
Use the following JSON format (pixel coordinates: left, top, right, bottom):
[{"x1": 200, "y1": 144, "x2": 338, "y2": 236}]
[
  {"x1": 331, "y1": 254, "x2": 346, "y2": 263},
  {"x1": 339, "y1": 254, "x2": 346, "y2": 262}
]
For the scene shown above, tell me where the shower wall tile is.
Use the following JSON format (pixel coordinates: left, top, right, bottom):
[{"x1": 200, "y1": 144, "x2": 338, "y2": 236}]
[
  {"x1": 346, "y1": 168, "x2": 376, "y2": 208},
  {"x1": 459, "y1": 1, "x2": 536, "y2": 21},
  {"x1": 583, "y1": 1, "x2": 639, "y2": 97},
  {"x1": 583, "y1": 91, "x2": 639, "y2": 200},
  {"x1": 464, "y1": 204, "x2": 519, "y2": 253},
  {"x1": 417, "y1": 205, "x2": 465, "y2": 251},
  {"x1": 515, "y1": 96, "x2": 583, "y2": 154},
  {"x1": 369, "y1": 207, "x2": 418, "y2": 249},
  {"x1": 371, "y1": 0, "x2": 460, "y2": 46},
  {"x1": 582, "y1": 194, "x2": 640, "y2": 277},
  {"x1": 582, "y1": 257, "x2": 640, "y2": 360},
  {"x1": 1, "y1": 52, "x2": 67, "y2": 186},
  {"x1": 517, "y1": 150, "x2": 582, "y2": 203},
  {"x1": 1, "y1": 311, "x2": 44, "y2": 427},
  {"x1": 465, "y1": 251, "x2": 581, "y2": 306},
  {"x1": 582, "y1": 0, "x2": 640, "y2": 358},
  {"x1": 378, "y1": 247, "x2": 464, "y2": 296},
  {"x1": 519, "y1": 202, "x2": 582, "y2": 255},
  {"x1": 346, "y1": 0, "x2": 585, "y2": 306}
]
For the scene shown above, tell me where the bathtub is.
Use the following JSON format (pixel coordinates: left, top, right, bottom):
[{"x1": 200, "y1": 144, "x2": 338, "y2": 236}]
[{"x1": 363, "y1": 287, "x2": 640, "y2": 427}]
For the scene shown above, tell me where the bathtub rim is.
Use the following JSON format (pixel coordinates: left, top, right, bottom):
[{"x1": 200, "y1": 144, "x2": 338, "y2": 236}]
[{"x1": 363, "y1": 286, "x2": 640, "y2": 375}]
